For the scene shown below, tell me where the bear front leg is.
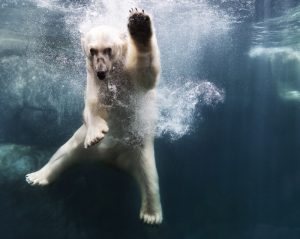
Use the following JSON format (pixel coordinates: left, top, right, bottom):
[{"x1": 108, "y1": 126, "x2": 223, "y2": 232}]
[
  {"x1": 83, "y1": 104, "x2": 109, "y2": 149},
  {"x1": 83, "y1": 74, "x2": 109, "y2": 149},
  {"x1": 126, "y1": 9, "x2": 160, "y2": 89}
]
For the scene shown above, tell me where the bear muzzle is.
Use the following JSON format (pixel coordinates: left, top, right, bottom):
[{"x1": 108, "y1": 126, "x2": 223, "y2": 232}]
[{"x1": 97, "y1": 71, "x2": 107, "y2": 80}]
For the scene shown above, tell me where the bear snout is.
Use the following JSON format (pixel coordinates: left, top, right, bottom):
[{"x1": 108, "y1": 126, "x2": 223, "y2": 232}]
[{"x1": 97, "y1": 71, "x2": 107, "y2": 80}]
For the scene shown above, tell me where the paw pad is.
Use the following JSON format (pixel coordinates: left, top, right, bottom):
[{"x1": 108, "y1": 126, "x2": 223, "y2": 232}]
[{"x1": 128, "y1": 8, "x2": 152, "y2": 42}]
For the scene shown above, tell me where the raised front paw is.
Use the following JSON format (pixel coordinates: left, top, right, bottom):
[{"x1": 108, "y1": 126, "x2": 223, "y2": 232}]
[
  {"x1": 84, "y1": 120, "x2": 109, "y2": 148},
  {"x1": 128, "y1": 8, "x2": 152, "y2": 43}
]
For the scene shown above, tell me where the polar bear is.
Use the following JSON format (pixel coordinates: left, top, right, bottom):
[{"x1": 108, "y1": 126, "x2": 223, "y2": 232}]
[{"x1": 25, "y1": 9, "x2": 162, "y2": 225}]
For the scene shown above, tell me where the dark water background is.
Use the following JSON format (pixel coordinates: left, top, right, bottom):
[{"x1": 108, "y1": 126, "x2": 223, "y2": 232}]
[{"x1": 1, "y1": 0, "x2": 300, "y2": 238}]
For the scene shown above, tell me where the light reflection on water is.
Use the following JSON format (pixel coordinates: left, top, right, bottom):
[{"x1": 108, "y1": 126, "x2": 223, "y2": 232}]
[{"x1": 250, "y1": 5, "x2": 300, "y2": 101}]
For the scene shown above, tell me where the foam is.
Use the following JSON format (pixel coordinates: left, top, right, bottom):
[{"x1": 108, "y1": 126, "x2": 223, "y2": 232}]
[{"x1": 156, "y1": 79, "x2": 224, "y2": 139}]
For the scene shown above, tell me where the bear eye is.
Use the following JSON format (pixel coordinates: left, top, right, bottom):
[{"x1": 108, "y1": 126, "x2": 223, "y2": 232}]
[
  {"x1": 103, "y1": 47, "x2": 112, "y2": 56},
  {"x1": 90, "y1": 48, "x2": 98, "y2": 56}
]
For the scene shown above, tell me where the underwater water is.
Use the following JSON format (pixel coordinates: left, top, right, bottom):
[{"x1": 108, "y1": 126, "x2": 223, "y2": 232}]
[{"x1": 1, "y1": 0, "x2": 300, "y2": 238}]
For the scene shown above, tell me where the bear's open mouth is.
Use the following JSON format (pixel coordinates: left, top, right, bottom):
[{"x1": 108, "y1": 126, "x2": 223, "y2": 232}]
[{"x1": 97, "y1": 71, "x2": 106, "y2": 80}]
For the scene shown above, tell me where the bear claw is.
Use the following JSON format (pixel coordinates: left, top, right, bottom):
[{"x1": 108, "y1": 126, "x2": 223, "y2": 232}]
[
  {"x1": 84, "y1": 121, "x2": 109, "y2": 148},
  {"x1": 140, "y1": 211, "x2": 163, "y2": 225}
]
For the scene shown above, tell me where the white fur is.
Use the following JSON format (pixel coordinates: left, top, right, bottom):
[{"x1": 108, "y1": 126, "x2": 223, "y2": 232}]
[{"x1": 26, "y1": 12, "x2": 162, "y2": 225}]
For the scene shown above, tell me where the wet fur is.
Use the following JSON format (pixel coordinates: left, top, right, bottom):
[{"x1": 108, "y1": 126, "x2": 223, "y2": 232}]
[{"x1": 26, "y1": 9, "x2": 162, "y2": 225}]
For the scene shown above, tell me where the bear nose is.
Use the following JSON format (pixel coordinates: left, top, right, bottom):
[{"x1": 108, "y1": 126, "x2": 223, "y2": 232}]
[{"x1": 97, "y1": 71, "x2": 106, "y2": 80}]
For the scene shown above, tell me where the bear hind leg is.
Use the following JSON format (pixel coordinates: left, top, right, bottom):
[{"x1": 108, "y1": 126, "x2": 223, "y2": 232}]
[
  {"x1": 26, "y1": 125, "x2": 87, "y2": 186},
  {"x1": 121, "y1": 145, "x2": 163, "y2": 225}
]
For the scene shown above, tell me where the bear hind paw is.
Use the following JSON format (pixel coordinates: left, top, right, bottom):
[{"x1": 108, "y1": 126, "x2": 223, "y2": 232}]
[
  {"x1": 25, "y1": 171, "x2": 51, "y2": 186},
  {"x1": 140, "y1": 210, "x2": 163, "y2": 225}
]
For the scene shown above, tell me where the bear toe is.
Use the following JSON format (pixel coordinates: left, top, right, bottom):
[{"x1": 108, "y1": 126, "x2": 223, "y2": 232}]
[
  {"x1": 25, "y1": 171, "x2": 50, "y2": 186},
  {"x1": 140, "y1": 211, "x2": 163, "y2": 225}
]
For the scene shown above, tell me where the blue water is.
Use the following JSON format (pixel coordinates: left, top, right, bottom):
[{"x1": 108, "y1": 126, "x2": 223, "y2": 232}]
[{"x1": 1, "y1": 0, "x2": 300, "y2": 238}]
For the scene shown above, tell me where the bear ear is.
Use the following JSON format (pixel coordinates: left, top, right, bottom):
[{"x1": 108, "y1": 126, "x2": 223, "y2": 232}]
[{"x1": 90, "y1": 48, "x2": 98, "y2": 56}]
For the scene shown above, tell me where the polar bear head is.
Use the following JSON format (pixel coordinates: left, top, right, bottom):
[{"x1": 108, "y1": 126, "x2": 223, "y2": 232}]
[{"x1": 81, "y1": 26, "x2": 125, "y2": 80}]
